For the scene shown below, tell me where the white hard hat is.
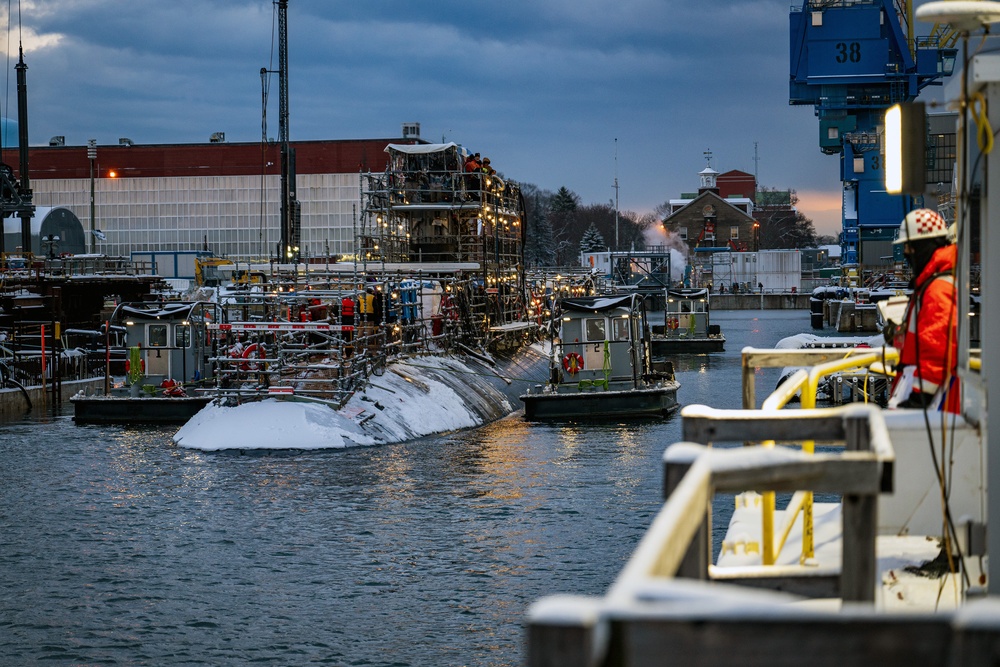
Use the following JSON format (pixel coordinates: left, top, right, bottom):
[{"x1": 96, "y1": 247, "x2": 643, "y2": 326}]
[{"x1": 893, "y1": 208, "x2": 949, "y2": 245}]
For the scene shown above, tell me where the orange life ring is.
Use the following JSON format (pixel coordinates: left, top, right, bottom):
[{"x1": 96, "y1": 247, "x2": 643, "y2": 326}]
[
  {"x1": 667, "y1": 317, "x2": 679, "y2": 331},
  {"x1": 562, "y1": 352, "x2": 584, "y2": 375},
  {"x1": 240, "y1": 343, "x2": 266, "y2": 371}
]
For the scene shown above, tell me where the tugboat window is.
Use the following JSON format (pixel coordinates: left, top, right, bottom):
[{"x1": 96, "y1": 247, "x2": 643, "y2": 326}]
[
  {"x1": 147, "y1": 324, "x2": 168, "y2": 347},
  {"x1": 175, "y1": 325, "x2": 191, "y2": 349},
  {"x1": 612, "y1": 318, "x2": 630, "y2": 341},
  {"x1": 586, "y1": 318, "x2": 606, "y2": 342}
]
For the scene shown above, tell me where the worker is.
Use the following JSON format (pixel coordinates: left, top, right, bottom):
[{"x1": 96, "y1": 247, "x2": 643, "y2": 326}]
[
  {"x1": 341, "y1": 294, "x2": 355, "y2": 357},
  {"x1": 886, "y1": 208, "x2": 959, "y2": 411},
  {"x1": 464, "y1": 152, "x2": 482, "y2": 199}
]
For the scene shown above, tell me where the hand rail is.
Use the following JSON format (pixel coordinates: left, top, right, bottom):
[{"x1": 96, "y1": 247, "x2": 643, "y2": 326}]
[
  {"x1": 607, "y1": 404, "x2": 893, "y2": 605},
  {"x1": 747, "y1": 347, "x2": 899, "y2": 565}
]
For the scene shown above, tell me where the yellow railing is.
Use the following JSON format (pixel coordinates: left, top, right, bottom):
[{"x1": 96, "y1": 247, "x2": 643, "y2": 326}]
[{"x1": 748, "y1": 346, "x2": 899, "y2": 565}]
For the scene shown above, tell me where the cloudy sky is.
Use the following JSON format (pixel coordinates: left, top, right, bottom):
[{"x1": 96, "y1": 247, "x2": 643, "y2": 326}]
[{"x1": 0, "y1": 1, "x2": 959, "y2": 236}]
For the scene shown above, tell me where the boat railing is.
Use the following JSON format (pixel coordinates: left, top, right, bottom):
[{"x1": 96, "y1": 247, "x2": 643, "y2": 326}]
[
  {"x1": 749, "y1": 347, "x2": 900, "y2": 565},
  {"x1": 740, "y1": 345, "x2": 898, "y2": 410},
  {"x1": 205, "y1": 274, "x2": 534, "y2": 405},
  {"x1": 527, "y1": 403, "x2": 909, "y2": 666}
]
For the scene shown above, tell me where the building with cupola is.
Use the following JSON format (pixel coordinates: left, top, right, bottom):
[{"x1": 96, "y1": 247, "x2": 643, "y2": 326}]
[{"x1": 661, "y1": 156, "x2": 758, "y2": 253}]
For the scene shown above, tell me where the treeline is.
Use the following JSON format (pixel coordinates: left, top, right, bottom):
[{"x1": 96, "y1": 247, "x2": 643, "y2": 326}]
[
  {"x1": 521, "y1": 185, "x2": 660, "y2": 267},
  {"x1": 519, "y1": 184, "x2": 821, "y2": 268}
]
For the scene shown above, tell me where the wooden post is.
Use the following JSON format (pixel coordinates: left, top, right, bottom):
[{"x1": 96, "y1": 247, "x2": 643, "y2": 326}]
[
  {"x1": 841, "y1": 409, "x2": 876, "y2": 602},
  {"x1": 665, "y1": 455, "x2": 709, "y2": 580}
]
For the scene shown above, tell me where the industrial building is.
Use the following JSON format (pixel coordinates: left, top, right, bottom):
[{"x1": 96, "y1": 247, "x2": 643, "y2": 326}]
[{"x1": 1, "y1": 127, "x2": 427, "y2": 263}]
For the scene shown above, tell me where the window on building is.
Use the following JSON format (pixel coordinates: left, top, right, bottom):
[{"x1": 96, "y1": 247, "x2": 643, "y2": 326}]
[
  {"x1": 678, "y1": 227, "x2": 688, "y2": 241},
  {"x1": 927, "y1": 132, "x2": 957, "y2": 185},
  {"x1": 730, "y1": 227, "x2": 739, "y2": 240}
]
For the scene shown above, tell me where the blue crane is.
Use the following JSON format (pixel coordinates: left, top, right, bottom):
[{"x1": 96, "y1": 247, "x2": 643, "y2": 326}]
[{"x1": 789, "y1": 0, "x2": 956, "y2": 267}]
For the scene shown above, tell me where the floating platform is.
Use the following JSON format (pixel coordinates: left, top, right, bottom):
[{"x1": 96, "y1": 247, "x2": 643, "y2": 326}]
[
  {"x1": 650, "y1": 335, "x2": 725, "y2": 355},
  {"x1": 71, "y1": 395, "x2": 212, "y2": 425}
]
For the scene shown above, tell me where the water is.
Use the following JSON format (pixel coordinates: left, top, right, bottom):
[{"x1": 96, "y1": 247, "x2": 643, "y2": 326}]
[{"x1": 0, "y1": 311, "x2": 812, "y2": 666}]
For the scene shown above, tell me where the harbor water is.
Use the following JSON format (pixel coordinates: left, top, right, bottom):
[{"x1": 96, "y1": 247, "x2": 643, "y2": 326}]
[{"x1": 2, "y1": 310, "x2": 816, "y2": 666}]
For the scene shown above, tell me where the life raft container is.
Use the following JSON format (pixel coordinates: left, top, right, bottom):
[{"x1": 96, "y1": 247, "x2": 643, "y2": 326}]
[{"x1": 562, "y1": 352, "x2": 584, "y2": 375}]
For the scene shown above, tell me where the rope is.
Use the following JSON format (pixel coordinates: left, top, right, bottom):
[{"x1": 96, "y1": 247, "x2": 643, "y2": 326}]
[{"x1": 971, "y1": 91, "x2": 994, "y2": 154}]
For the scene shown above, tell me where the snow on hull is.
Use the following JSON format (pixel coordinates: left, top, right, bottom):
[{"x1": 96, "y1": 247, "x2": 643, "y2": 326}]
[{"x1": 173, "y1": 347, "x2": 548, "y2": 451}]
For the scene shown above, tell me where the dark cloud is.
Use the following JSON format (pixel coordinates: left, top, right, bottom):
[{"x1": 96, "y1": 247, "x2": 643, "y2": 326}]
[{"x1": 0, "y1": 0, "x2": 955, "y2": 234}]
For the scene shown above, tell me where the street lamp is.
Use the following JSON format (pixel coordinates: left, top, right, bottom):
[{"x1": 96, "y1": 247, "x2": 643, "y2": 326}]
[
  {"x1": 753, "y1": 222, "x2": 760, "y2": 252},
  {"x1": 88, "y1": 139, "x2": 97, "y2": 253}
]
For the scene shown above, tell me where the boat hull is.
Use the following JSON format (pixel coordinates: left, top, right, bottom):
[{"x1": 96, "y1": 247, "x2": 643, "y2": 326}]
[
  {"x1": 520, "y1": 383, "x2": 680, "y2": 420},
  {"x1": 72, "y1": 396, "x2": 212, "y2": 425},
  {"x1": 651, "y1": 335, "x2": 726, "y2": 355}
]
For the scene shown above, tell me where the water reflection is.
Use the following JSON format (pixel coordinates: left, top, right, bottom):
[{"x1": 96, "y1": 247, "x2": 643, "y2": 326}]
[{"x1": 0, "y1": 311, "x2": 818, "y2": 666}]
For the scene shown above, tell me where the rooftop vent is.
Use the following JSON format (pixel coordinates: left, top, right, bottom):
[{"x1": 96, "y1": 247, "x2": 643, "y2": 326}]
[
  {"x1": 119, "y1": 137, "x2": 134, "y2": 147},
  {"x1": 209, "y1": 132, "x2": 225, "y2": 143},
  {"x1": 402, "y1": 122, "x2": 420, "y2": 139},
  {"x1": 49, "y1": 135, "x2": 65, "y2": 147}
]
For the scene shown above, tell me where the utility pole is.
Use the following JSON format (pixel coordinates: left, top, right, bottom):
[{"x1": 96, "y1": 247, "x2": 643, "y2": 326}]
[
  {"x1": 753, "y1": 141, "x2": 760, "y2": 186},
  {"x1": 614, "y1": 138, "x2": 619, "y2": 250},
  {"x1": 16, "y1": 45, "x2": 33, "y2": 254}
]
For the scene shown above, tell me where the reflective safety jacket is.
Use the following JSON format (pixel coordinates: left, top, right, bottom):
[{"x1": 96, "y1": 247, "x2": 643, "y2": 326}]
[{"x1": 894, "y1": 243, "x2": 958, "y2": 399}]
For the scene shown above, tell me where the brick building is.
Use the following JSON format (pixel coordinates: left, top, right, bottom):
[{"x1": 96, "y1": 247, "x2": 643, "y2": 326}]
[{"x1": 662, "y1": 165, "x2": 758, "y2": 252}]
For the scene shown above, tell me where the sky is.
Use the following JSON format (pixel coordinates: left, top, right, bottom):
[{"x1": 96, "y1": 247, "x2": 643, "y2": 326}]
[{"x1": 0, "y1": 0, "x2": 958, "y2": 238}]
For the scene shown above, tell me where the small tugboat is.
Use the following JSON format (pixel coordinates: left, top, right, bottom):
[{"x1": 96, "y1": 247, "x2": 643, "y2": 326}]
[
  {"x1": 650, "y1": 287, "x2": 725, "y2": 355},
  {"x1": 71, "y1": 301, "x2": 218, "y2": 424},
  {"x1": 519, "y1": 293, "x2": 679, "y2": 420}
]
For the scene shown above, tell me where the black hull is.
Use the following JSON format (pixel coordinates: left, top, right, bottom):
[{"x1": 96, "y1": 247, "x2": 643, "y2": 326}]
[
  {"x1": 72, "y1": 396, "x2": 212, "y2": 425},
  {"x1": 651, "y1": 336, "x2": 725, "y2": 355},
  {"x1": 519, "y1": 384, "x2": 680, "y2": 420}
]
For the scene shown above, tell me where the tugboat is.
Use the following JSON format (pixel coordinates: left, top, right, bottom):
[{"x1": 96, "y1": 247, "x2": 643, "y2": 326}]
[
  {"x1": 71, "y1": 301, "x2": 219, "y2": 424},
  {"x1": 519, "y1": 293, "x2": 679, "y2": 420},
  {"x1": 650, "y1": 287, "x2": 725, "y2": 355}
]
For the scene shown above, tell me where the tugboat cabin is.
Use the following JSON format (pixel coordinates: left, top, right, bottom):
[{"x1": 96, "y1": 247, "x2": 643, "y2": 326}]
[
  {"x1": 115, "y1": 301, "x2": 218, "y2": 386},
  {"x1": 651, "y1": 287, "x2": 725, "y2": 354},
  {"x1": 557, "y1": 294, "x2": 649, "y2": 389}
]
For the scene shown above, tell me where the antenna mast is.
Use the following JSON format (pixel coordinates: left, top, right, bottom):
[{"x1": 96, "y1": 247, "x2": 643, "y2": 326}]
[
  {"x1": 753, "y1": 141, "x2": 760, "y2": 185},
  {"x1": 614, "y1": 138, "x2": 619, "y2": 250}
]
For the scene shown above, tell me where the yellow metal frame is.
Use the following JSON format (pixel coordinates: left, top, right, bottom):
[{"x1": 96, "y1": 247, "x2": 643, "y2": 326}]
[{"x1": 754, "y1": 349, "x2": 900, "y2": 565}]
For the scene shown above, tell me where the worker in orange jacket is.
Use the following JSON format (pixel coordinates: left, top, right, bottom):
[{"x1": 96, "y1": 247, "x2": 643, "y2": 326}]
[{"x1": 887, "y1": 209, "x2": 959, "y2": 411}]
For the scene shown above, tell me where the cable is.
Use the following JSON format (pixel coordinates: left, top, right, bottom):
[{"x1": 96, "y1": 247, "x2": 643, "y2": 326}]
[{"x1": 970, "y1": 92, "x2": 994, "y2": 154}]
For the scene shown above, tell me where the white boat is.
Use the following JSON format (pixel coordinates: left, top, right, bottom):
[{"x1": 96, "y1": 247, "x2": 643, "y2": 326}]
[{"x1": 526, "y1": 6, "x2": 1000, "y2": 664}]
